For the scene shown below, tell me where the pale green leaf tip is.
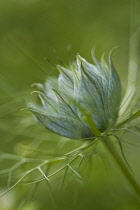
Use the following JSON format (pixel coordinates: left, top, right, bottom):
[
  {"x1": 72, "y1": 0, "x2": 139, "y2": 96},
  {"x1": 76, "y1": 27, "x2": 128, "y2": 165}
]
[
  {"x1": 31, "y1": 83, "x2": 44, "y2": 90},
  {"x1": 108, "y1": 46, "x2": 118, "y2": 65},
  {"x1": 76, "y1": 53, "x2": 85, "y2": 63},
  {"x1": 57, "y1": 64, "x2": 64, "y2": 73}
]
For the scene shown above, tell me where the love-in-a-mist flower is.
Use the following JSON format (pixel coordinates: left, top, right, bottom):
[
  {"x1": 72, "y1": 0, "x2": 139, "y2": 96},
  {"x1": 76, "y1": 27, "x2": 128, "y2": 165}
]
[{"x1": 28, "y1": 50, "x2": 123, "y2": 139}]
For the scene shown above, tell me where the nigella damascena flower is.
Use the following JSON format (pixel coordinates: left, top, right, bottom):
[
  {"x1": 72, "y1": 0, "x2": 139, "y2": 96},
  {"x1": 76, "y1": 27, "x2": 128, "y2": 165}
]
[{"x1": 29, "y1": 50, "x2": 121, "y2": 139}]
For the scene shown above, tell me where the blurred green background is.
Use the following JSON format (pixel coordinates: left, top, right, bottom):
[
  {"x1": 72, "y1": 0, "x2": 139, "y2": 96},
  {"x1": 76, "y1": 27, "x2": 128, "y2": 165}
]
[{"x1": 0, "y1": 0, "x2": 140, "y2": 209}]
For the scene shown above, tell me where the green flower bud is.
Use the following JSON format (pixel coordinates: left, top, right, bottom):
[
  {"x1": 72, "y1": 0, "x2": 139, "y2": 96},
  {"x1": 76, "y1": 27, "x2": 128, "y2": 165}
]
[{"x1": 29, "y1": 50, "x2": 121, "y2": 139}]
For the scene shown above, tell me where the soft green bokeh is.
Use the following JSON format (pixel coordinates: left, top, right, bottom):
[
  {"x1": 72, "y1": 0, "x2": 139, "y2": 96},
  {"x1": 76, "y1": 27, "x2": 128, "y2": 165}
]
[{"x1": 0, "y1": 0, "x2": 140, "y2": 209}]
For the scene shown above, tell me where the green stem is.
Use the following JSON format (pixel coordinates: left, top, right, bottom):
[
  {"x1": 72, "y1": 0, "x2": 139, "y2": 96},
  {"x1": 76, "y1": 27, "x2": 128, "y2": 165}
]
[{"x1": 102, "y1": 137, "x2": 140, "y2": 199}]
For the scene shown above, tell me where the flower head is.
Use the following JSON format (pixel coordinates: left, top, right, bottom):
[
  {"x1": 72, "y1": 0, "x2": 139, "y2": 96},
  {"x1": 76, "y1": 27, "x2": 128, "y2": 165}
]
[{"x1": 29, "y1": 50, "x2": 122, "y2": 139}]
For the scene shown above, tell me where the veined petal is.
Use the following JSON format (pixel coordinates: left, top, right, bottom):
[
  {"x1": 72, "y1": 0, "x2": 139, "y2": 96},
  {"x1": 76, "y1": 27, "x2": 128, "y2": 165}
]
[
  {"x1": 76, "y1": 66, "x2": 106, "y2": 131},
  {"x1": 57, "y1": 65, "x2": 74, "y2": 97},
  {"x1": 32, "y1": 91, "x2": 58, "y2": 114},
  {"x1": 107, "y1": 55, "x2": 121, "y2": 125},
  {"x1": 29, "y1": 109, "x2": 92, "y2": 139},
  {"x1": 78, "y1": 54, "x2": 105, "y2": 80},
  {"x1": 53, "y1": 89, "x2": 78, "y2": 118},
  {"x1": 44, "y1": 77, "x2": 58, "y2": 99}
]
